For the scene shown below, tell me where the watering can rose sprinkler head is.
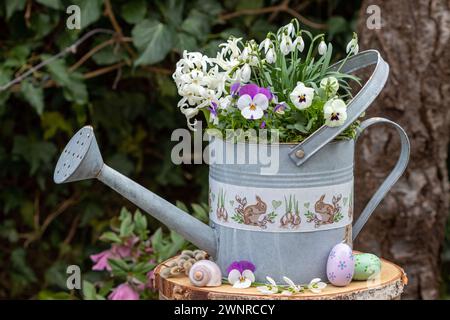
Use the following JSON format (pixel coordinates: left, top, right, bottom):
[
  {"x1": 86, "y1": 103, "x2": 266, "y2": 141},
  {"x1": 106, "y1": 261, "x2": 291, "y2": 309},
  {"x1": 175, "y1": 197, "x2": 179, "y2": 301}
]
[{"x1": 53, "y1": 125, "x2": 217, "y2": 256}]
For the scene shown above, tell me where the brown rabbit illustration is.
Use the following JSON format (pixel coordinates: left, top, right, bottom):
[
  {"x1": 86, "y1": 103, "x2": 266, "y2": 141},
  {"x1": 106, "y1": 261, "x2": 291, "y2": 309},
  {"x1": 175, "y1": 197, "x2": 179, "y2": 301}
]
[
  {"x1": 235, "y1": 195, "x2": 269, "y2": 228},
  {"x1": 314, "y1": 194, "x2": 342, "y2": 224}
]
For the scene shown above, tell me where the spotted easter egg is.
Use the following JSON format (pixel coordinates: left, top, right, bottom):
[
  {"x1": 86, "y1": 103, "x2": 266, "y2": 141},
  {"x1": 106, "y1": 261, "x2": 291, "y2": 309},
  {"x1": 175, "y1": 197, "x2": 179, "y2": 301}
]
[
  {"x1": 353, "y1": 253, "x2": 381, "y2": 280},
  {"x1": 326, "y1": 243, "x2": 354, "y2": 286}
]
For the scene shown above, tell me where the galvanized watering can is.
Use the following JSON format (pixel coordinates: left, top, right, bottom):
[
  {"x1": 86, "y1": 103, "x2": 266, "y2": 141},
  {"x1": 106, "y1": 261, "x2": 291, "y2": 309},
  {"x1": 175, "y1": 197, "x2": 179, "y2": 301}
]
[{"x1": 54, "y1": 50, "x2": 410, "y2": 283}]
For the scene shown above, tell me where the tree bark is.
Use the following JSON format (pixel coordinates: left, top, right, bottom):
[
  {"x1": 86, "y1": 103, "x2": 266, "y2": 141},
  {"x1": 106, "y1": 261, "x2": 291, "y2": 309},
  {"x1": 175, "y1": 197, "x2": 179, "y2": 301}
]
[{"x1": 355, "y1": 0, "x2": 450, "y2": 299}]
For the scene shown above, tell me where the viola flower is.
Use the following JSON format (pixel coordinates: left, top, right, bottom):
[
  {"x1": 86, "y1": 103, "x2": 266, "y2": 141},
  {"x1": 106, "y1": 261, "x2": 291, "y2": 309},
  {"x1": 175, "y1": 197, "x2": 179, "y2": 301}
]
[
  {"x1": 208, "y1": 101, "x2": 219, "y2": 125},
  {"x1": 274, "y1": 102, "x2": 287, "y2": 115},
  {"x1": 324, "y1": 98, "x2": 347, "y2": 127},
  {"x1": 308, "y1": 278, "x2": 327, "y2": 294},
  {"x1": 237, "y1": 94, "x2": 268, "y2": 120},
  {"x1": 227, "y1": 260, "x2": 256, "y2": 289},
  {"x1": 320, "y1": 76, "x2": 339, "y2": 97},
  {"x1": 346, "y1": 32, "x2": 359, "y2": 55},
  {"x1": 230, "y1": 82, "x2": 241, "y2": 96},
  {"x1": 108, "y1": 283, "x2": 139, "y2": 300},
  {"x1": 318, "y1": 39, "x2": 328, "y2": 56},
  {"x1": 257, "y1": 276, "x2": 279, "y2": 294},
  {"x1": 280, "y1": 276, "x2": 303, "y2": 295},
  {"x1": 289, "y1": 82, "x2": 315, "y2": 110}
]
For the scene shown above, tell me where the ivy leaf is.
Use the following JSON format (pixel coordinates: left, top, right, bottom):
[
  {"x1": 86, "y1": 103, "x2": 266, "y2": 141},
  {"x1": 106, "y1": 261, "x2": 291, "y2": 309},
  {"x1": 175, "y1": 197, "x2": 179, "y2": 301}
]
[
  {"x1": 132, "y1": 19, "x2": 174, "y2": 66},
  {"x1": 181, "y1": 10, "x2": 211, "y2": 42},
  {"x1": 72, "y1": 0, "x2": 103, "y2": 29},
  {"x1": 12, "y1": 136, "x2": 57, "y2": 175},
  {"x1": 121, "y1": 0, "x2": 147, "y2": 24},
  {"x1": 20, "y1": 80, "x2": 44, "y2": 115}
]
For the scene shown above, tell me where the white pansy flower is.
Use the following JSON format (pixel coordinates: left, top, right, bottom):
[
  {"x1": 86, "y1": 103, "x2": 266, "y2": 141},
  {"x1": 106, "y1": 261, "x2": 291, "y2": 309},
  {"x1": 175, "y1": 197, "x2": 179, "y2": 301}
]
[
  {"x1": 281, "y1": 276, "x2": 303, "y2": 295},
  {"x1": 320, "y1": 76, "x2": 339, "y2": 96},
  {"x1": 280, "y1": 34, "x2": 293, "y2": 56},
  {"x1": 259, "y1": 38, "x2": 273, "y2": 53},
  {"x1": 324, "y1": 98, "x2": 347, "y2": 127},
  {"x1": 241, "y1": 64, "x2": 251, "y2": 83},
  {"x1": 308, "y1": 278, "x2": 327, "y2": 294},
  {"x1": 228, "y1": 269, "x2": 255, "y2": 289},
  {"x1": 318, "y1": 39, "x2": 328, "y2": 55},
  {"x1": 346, "y1": 33, "x2": 359, "y2": 55},
  {"x1": 289, "y1": 82, "x2": 315, "y2": 110},
  {"x1": 266, "y1": 48, "x2": 276, "y2": 64},
  {"x1": 293, "y1": 35, "x2": 305, "y2": 52},
  {"x1": 237, "y1": 93, "x2": 268, "y2": 120},
  {"x1": 257, "y1": 276, "x2": 279, "y2": 294}
]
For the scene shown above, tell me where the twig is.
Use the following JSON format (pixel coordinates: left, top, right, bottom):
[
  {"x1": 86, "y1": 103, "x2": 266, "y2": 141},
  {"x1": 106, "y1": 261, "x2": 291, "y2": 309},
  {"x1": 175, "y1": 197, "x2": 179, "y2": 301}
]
[
  {"x1": 104, "y1": 0, "x2": 136, "y2": 59},
  {"x1": 0, "y1": 28, "x2": 115, "y2": 92},
  {"x1": 62, "y1": 214, "x2": 81, "y2": 246},
  {"x1": 83, "y1": 62, "x2": 126, "y2": 79},
  {"x1": 219, "y1": 1, "x2": 327, "y2": 30}
]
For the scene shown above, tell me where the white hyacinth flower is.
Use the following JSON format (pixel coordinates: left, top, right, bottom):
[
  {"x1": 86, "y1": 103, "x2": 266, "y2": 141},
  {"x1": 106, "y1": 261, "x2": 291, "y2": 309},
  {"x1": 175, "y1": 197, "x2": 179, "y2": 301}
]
[
  {"x1": 228, "y1": 269, "x2": 255, "y2": 289},
  {"x1": 266, "y1": 48, "x2": 276, "y2": 64},
  {"x1": 289, "y1": 82, "x2": 315, "y2": 110},
  {"x1": 320, "y1": 76, "x2": 339, "y2": 96},
  {"x1": 293, "y1": 35, "x2": 305, "y2": 52},
  {"x1": 241, "y1": 64, "x2": 251, "y2": 83},
  {"x1": 280, "y1": 34, "x2": 293, "y2": 56},
  {"x1": 237, "y1": 93, "x2": 268, "y2": 120},
  {"x1": 346, "y1": 33, "x2": 359, "y2": 55},
  {"x1": 256, "y1": 276, "x2": 279, "y2": 294},
  {"x1": 318, "y1": 39, "x2": 328, "y2": 55},
  {"x1": 308, "y1": 278, "x2": 327, "y2": 294},
  {"x1": 324, "y1": 98, "x2": 347, "y2": 127}
]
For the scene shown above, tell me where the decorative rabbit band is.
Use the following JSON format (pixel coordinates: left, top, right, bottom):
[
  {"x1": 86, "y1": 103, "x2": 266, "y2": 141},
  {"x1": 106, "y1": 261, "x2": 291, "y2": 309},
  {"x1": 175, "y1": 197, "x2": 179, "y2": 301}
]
[{"x1": 209, "y1": 178, "x2": 353, "y2": 233}]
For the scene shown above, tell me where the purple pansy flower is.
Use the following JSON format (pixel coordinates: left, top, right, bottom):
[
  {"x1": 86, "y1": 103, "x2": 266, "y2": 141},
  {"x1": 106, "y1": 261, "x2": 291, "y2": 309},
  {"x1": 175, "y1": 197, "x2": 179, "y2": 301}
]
[
  {"x1": 230, "y1": 82, "x2": 241, "y2": 96},
  {"x1": 238, "y1": 83, "x2": 272, "y2": 101},
  {"x1": 274, "y1": 102, "x2": 287, "y2": 114},
  {"x1": 260, "y1": 121, "x2": 266, "y2": 129},
  {"x1": 226, "y1": 260, "x2": 256, "y2": 274}
]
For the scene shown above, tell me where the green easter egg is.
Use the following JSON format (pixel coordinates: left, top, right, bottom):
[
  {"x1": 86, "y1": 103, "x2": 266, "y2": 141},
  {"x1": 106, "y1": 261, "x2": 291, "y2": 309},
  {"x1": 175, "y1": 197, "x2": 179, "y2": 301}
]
[{"x1": 353, "y1": 253, "x2": 381, "y2": 280}]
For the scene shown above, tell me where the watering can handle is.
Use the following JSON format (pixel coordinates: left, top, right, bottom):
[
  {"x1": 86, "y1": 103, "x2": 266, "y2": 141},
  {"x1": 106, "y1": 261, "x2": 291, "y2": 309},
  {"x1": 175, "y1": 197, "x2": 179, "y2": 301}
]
[
  {"x1": 289, "y1": 50, "x2": 389, "y2": 166},
  {"x1": 352, "y1": 117, "x2": 410, "y2": 240}
]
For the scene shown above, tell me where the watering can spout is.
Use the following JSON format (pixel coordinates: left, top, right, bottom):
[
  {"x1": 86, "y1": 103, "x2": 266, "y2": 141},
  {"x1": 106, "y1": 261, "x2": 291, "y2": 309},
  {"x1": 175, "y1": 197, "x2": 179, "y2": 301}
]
[{"x1": 53, "y1": 126, "x2": 217, "y2": 257}]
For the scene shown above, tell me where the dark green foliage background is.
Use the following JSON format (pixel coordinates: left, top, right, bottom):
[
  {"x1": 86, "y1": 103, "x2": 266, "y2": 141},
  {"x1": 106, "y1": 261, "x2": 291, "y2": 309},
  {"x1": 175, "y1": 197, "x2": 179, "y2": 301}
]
[{"x1": 4, "y1": 0, "x2": 447, "y2": 300}]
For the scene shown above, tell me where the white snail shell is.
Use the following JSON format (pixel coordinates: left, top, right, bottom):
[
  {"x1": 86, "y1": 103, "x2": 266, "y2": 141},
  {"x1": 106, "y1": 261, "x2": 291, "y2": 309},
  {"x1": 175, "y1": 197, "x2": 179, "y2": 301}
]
[{"x1": 188, "y1": 260, "x2": 222, "y2": 287}]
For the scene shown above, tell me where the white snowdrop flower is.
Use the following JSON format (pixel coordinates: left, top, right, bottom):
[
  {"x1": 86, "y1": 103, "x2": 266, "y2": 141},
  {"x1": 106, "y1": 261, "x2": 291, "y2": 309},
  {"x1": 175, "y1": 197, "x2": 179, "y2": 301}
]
[
  {"x1": 320, "y1": 76, "x2": 339, "y2": 96},
  {"x1": 293, "y1": 35, "x2": 305, "y2": 52},
  {"x1": 346, "y1": 33, "x2": 359, "y2": 54},
  {"x1": 266, "y1": 48, "x2": 276, "y2": 64},
  {"x1": 285, "y1": 22, "x2": 296, "y2": 37},
  {"x1": 280, "y1": 276, "x2": 303, "y2": 295},
  {"x1": 324, "y1": 98, "x2": 348, "y2": 127},
  {"x1": 289, "y1": 82, "x2": 315, "y2": 110},
  {"x1": 237, "y1": 93, "x2": 268, "y2": 120},
  {"x1": 318, "y1": 39, "x2": 328, "y2": 56},
  {"x1": 241, "y1": 64, "x2": 251, "y2": 83},
  {"x1": 256, "y1": 276, "x2": 279, "y2": 294},
  {"x1": 280, "y1": 34, "x2": 293, "y2": 56},
  {"x1": 308, "y1": 278, "x2": 327, "y2": 294},
  {"x1": 259, "y1": 38, "x2": 273, "y2": 53}
]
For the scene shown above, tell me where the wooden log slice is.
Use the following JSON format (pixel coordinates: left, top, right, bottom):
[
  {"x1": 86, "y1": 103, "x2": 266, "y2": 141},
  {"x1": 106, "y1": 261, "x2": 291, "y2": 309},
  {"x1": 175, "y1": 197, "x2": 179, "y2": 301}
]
[{"x1": 154, "y1": 254, "x2": 407, "y2": 300}]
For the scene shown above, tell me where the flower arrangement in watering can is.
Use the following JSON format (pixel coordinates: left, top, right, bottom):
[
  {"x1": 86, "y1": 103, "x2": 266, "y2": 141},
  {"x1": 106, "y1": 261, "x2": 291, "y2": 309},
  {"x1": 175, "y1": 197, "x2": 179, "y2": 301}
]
[{"x1": 54, "y1": 20, "x2": 410, "y2": 284}]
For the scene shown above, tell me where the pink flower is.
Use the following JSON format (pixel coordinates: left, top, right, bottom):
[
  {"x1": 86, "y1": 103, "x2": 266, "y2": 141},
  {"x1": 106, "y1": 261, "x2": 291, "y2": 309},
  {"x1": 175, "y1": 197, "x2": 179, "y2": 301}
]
[
  {"x1": 108, "y1": 283, "x2": 139, "y2": 300},
  {"x1": 90, "y1": 250, "x2": 114, "y2": 271}
]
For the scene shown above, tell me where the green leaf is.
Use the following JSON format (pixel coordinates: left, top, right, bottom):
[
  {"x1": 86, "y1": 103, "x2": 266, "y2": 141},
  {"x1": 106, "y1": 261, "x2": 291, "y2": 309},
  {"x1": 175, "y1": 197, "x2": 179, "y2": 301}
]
[
  {"x1": 5, "y1": 0, "x2": 26, "y2": 20},
  {"x1": 41, "y1": 111, "x2": 73, "y2": 139},
  {"x1": 121, "y1": 0, "x2": 147, "y2": 24},
  {"x1": 20, "y1": 80, "x2": 44, "y2": 115},
  {"x1": 36, "y1": 0, "x2": 62, "y2": 10},
  {"x1": 72, "y1": 0, "x2": 103, "y2": 29},
  {"x1": 132, "y1": 19, "x2": 174, "y2": 66},
  {"x1": 156, "y1": 0, "x2": 184, "y2": 26},
  {"x1": 175, "y1": 33, "x2": 197, "y2": 53},
  {"x1": 134, "y1": 209, "x2": 147, "y2": 234},
  {"x1": 119, "y1": 214, "x2": 134, "y2": 237},
  {"x1": 99, "y1": 231, "x2": 122, "y2": 243},
  {"x1": 11, "y1": 248, "x2": 37, "y2": 283},
  {"x1": 12, "y1": 136, "x2": 57, "y2": 175},
  {"x1": 191, "y1": 203, "x2": 208, "y2": 222},
  {"x1": 108, "y1": 258, "x2": 130, "y2": 275},
  {"x1": 82, "y1": 280, "x2": 97, "y2": 300},
  {"x1": 181, "y1": 10, "x2": 211, "y2": 41}
]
